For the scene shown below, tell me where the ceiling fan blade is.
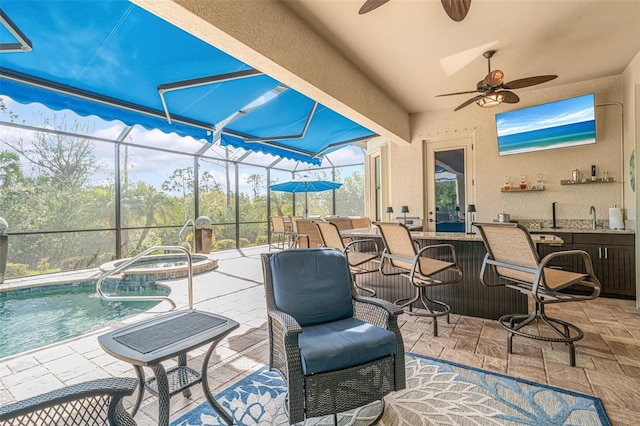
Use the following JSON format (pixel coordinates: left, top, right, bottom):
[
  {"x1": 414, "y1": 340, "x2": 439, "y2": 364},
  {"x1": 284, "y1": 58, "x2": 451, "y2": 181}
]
[
  {"x1": 359, "y1": 0, "x2": 391, "y2": 14},
  {"x1": 441, "y1": 0, "x2": 472, "y2": 22},
  {"x1": 436, "y1": 90, "x2": 479, "y2": 97},
  {"x1": 503, "y1": 75, "x2": 558, "y2": 90},
  {"x1": 499, "y1": 91, "x2": 520, "y2": 103},
  {"x1": 454, "y1": 95, "x2": 484, "y2": 111},
  {"x1": 483, "y1": 70, "x2": 504, "y2": 87}
]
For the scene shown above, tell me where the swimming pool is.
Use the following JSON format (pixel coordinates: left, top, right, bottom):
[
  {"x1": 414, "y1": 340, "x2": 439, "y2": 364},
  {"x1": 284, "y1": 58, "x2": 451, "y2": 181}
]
[{"x1": 0, "y1": 281, "x2": 168, "y2": 359}]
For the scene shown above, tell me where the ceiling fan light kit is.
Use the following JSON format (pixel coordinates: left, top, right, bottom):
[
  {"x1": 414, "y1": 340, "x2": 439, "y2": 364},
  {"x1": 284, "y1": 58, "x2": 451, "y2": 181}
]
[
  {"x1": 477, "y1": 93, "x2": 504, "y2": 108},
  {"x1": 436, "y1": 50, "x2": 558, "y2": 111}
]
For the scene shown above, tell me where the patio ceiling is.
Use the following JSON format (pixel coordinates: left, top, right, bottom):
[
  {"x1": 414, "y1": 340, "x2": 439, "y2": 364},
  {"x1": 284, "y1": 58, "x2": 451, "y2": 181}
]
[{"x1": 0, "y1": 0, "x2": 376, "y2": 166}]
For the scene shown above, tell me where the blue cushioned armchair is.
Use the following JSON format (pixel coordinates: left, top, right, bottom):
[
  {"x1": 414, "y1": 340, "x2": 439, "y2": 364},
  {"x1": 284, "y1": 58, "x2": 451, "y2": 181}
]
[{"x1": 261, "y1": 249, "x2": 405, "y2": 424}]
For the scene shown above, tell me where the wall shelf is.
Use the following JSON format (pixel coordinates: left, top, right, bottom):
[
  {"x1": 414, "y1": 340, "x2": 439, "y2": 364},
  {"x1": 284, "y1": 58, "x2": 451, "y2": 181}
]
[
  {"x1": 501, "y1": 187, "x2": 544, "y2": 193},
  {"x1": 560, "y1": 178, "x2": 616, "y2": 185}
]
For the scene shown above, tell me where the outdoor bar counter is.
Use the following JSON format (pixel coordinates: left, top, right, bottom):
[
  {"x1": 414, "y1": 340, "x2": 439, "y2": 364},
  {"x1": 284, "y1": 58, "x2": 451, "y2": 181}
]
[{"x1": 342, "y1": 227, "x2": 564, "y2": 320}]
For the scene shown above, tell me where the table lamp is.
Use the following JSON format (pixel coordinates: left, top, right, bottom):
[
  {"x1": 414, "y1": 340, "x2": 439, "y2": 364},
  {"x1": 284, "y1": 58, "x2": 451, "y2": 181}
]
[
  {"x1": 386, "y1": 206, "x2": 393, "y2": 222},
  {"x1": 466, "y1": 204, "x2": 476, "y2": 234},
  {"x1": 401, "y1": 205, "x2": 409, "y2": 225}
]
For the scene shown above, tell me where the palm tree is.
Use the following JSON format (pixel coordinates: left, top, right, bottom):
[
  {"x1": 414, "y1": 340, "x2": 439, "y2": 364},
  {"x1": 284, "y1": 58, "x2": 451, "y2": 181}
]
[{"x1": 132, "y1": 182, "x2": 175, "y2": 251}]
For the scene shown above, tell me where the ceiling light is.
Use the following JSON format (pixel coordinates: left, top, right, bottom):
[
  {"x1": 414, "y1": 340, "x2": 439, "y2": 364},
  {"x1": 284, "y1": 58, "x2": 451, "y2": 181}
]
[{"x1": 476, "y1": 93, "x2": 504, "y2": 108}]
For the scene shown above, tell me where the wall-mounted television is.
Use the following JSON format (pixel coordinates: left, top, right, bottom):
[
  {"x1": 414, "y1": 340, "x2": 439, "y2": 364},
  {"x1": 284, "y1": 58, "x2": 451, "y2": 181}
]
[{"x1": 495, "y1": 93, "x2": 596, "y2": 156}]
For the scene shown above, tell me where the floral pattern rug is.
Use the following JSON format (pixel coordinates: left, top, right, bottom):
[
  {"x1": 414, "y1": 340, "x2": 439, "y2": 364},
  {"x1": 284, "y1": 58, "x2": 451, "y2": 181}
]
[{"x1": 171, "y1": 353, "x2": 610, "y2": 425}]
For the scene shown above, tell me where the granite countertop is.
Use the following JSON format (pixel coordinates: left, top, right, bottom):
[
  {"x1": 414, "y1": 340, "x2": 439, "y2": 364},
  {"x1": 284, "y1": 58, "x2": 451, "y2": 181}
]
[
  {"x1": 410, "y1": 231, "x2": 562, "y2": 243},
  {"x1": 343, "y1": 228, "x2": 562, "y2": 243},
  {"x1": 344, "y1": 225, "x2": 635, "y2": 243}
]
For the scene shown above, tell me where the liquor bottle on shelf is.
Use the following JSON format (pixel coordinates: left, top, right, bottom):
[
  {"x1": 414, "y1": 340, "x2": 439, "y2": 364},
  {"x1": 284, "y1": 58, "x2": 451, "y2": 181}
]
[
  {"x1": 519, "y1": 175, "x2": 527, "y2": 190},
  {"x1": 503, "y1": 176, "x2": 511, "y2": 190}
]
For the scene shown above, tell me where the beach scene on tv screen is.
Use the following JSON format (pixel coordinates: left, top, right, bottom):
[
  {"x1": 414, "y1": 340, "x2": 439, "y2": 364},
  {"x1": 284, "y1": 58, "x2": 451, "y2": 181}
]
[{"x1": 496, "y1": 93, "x2": 596, "y2": 156}]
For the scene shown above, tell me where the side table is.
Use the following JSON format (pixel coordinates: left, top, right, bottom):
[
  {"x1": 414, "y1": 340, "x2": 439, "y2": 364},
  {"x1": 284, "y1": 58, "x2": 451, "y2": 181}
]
[{"x1": 98, "y1": 309, "x2": 239, "y2": 425}]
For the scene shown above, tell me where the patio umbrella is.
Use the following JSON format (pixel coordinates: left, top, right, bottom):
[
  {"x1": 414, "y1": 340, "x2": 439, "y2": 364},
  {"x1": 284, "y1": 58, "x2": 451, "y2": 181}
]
[{"x1": 269, "y1": 179, "x2": 343, "y2": 218}]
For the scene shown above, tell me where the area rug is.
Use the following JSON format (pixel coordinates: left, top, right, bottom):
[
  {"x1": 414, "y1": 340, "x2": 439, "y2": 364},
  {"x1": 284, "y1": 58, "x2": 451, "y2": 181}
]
[{"x1": 171, "y1": 353, "x2": 610, "y2": 425}]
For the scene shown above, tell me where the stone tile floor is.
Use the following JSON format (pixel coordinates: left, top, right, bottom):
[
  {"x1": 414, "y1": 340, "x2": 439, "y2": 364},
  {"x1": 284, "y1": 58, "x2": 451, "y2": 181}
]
[{"x1": 1, "y1": 246, "x2": 639, "y2": 425}]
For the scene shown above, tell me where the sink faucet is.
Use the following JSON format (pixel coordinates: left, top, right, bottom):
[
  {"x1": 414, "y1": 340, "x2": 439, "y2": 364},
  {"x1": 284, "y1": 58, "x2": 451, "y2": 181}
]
[{"x1": 590, "y1": 206, "x2": 596, "y2": 229}]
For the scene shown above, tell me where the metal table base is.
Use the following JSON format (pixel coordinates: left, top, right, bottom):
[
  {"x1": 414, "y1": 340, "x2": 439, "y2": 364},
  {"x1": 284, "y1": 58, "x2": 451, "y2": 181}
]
[{"x1": 99, "y1": 309, "x2": 239, "y2": 426}]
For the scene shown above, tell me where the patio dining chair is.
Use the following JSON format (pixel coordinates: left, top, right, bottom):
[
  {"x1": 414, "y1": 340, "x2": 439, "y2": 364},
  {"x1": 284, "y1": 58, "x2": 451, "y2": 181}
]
[
  {"x1": 289, "y1": 215, "x2": 303, "y2": 231},
  {"x1": 270, "y1": 216, "x2": 293, "y2": 250},
  {"x1": 327, "y1": 217, "x2": 353, "y2": 231},
  {"x1": 375, "y1": 221, "x2": 463, "y2": 336},
  {"x1": 0, "y1": 378, "x2": 138, "y2": 425},
  {"x1": 293, "y1": 219, "x2": 324, "y2": 248},
  {"x1": 349, "y1": 216, "x2": 372, "y2": 229},
  {"x1": 327, "y1": 217, "x2": 355, "y2": 244},
  {"x1": 474, "y1": 222, "x2": 601, "y2": 366},
  {"x1": 315, "y1": 220, "x2": 380, "y2": 296},
  {"x1": 261, "y1": 249, "x2": 405, "y2": 424}
]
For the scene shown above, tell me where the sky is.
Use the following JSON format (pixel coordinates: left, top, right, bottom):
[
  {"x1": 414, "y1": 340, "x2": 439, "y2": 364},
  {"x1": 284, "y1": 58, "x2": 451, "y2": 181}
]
[{"x1": 0, "y1": 96, "x2": 364, "y2": 196}]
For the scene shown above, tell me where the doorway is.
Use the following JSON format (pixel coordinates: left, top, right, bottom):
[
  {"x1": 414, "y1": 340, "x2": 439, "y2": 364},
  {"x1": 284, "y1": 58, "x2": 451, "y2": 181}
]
[{"x1": 424, "y1": 137, "x2": 475, "y2": 232}]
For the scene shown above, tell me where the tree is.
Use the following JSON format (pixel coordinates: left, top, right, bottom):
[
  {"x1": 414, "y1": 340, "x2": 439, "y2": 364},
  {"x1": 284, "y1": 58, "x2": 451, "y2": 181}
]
[
  {"x1": 132, "y1": 182, "x2": 175, "y2": 250},
  {"x1": 2, "y1": 114, "x2": 100, "y2": 190},
  {"x1": 0, "y1": 97, "x2": 18, "y2": 122},
  {"x1": 246, "y1": 173, "x2": 264, "y2": 199},
  {"x1": 270, "y1": 192, "x2": 292, "y2": 217},
  {"x1": 336, "y1": 171, "x2": 364, "y2": 216},
  {"x1": 200, "y1": 171, "x2": 221, "y2": 193},
  {"x1": 0, "y1": 151, "x2": 23, "y2": 188},
  {"x1": 162, "y1": 167, "x2": 195, "y2": 222},
  {"x1": 436, "y1": 181, "x2": 457, "y2": 218}
]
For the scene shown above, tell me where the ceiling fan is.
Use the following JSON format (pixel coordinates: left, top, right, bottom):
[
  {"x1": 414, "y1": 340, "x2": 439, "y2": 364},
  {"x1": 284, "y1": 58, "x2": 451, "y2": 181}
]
[
  {"x1": 436, "y1": 50, "x2": 558, "y2": 111},
  {"x1": 359, "y1": 0, "x2": 472, "y2": 22}
]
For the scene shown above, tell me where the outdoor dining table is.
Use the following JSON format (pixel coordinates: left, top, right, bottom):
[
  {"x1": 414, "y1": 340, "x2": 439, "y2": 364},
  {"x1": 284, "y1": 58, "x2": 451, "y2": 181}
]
[{"x1": 98, "y1": 309, "x2": 239, "y2": 426}]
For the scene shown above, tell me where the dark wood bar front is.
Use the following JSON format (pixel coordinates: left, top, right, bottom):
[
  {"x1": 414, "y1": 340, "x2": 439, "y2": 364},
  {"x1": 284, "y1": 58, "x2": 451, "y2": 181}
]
[{"x1": 344, "y1": 228, "x2": 563, "y2": 320}]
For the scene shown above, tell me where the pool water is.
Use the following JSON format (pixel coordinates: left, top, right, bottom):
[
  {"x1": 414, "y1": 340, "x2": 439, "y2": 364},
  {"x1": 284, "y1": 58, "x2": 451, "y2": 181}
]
[{"x1": 0, "y1": 285, "x2": 166, "y2": 359}]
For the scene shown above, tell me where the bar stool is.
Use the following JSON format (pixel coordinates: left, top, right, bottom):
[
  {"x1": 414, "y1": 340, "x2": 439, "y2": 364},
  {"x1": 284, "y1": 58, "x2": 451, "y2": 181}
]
[
  {"x1": 315, "y1": 220, "x2": 380, "y2": 296},
  {"x1": 375, "y1": 221, "x2": 463, "y2": 336}
]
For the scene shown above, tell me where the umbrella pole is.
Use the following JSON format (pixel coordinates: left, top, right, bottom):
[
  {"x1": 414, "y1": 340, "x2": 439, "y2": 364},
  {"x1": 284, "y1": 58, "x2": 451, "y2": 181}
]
[{"x1": 305, "y1": 191, "x2": 308, "y2": 219}]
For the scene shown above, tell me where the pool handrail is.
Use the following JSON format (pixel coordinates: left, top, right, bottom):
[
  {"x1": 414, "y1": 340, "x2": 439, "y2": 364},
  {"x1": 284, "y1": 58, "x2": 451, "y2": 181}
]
[
  {"x1": 96, "y1": 245, "x2": 195, "y2": 310},
  {"x1": 178, "y1": 219, "x2": 194, "y2": 249}
]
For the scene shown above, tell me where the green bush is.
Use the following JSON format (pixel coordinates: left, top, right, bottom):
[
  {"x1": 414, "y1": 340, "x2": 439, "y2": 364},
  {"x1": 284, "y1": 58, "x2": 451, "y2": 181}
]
[
  {"x1": 96, "y1": 252, "x2": 116, "y2": 265},
  {"x1": 239, "y1": 238, "x2": 251, "y2": 248},
  {"x1": 216, "y1": 239, "x2": 235, "y2": 250},
  {"x1": 5, "y1": 262, "x2": 28, "y2": 278},
  {"x1": 37, "y1": 258, "x2": 50, "y2": 273},
  {"x1": 60, "y1": 256, "x2": 92, "y2": 271},
  {"x1": 255, "y1": 235, "x2": 268, "y2": 245}
]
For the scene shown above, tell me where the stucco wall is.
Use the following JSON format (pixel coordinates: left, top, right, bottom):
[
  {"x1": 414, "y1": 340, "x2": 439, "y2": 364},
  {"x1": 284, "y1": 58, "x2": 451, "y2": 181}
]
[
  {"x1": 623, "y1": 50, "x2": 640, "y2": 221},
  {"x1": 391, "y1": 75, "x2": 625, "y2": 225},
  {"x1": 622, "y1": 49, "x2": 640, "y2": 307}
]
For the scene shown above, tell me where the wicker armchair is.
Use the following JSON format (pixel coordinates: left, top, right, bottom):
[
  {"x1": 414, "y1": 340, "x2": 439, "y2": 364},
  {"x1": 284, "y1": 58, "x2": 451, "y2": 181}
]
[
  {"x1": 0, "y1": 377, "x2": 138, "y2": 426},
  {"x1": 261, "y1": 249, "x2": 405, "y2": 424},
  {"x1": 474, "y1": 222, "x2": 601, "y2": 366}
]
